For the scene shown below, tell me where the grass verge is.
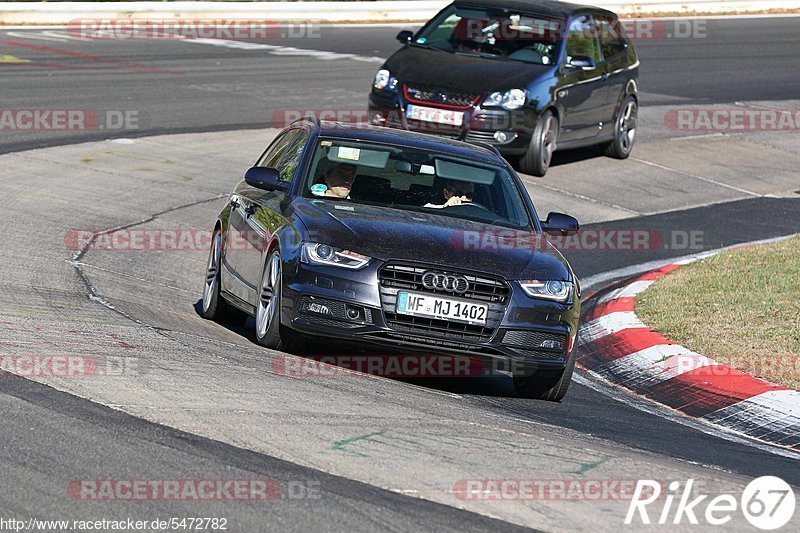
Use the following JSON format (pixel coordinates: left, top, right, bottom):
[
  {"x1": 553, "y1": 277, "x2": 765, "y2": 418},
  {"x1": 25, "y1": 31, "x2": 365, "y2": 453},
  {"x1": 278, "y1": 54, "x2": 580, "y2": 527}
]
[{"x1": 636, "y1": 236, "x2": 800, "y2": 390}]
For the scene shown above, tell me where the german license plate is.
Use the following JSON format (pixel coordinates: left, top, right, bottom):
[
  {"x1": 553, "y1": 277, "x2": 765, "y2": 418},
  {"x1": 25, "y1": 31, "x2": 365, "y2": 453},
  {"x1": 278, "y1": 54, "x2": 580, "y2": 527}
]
[
  {"x1": 396, "y1": 291, "x2": 488, "y2": 326},
  {"x1": 406, "y1": 104, "x2": 464, "y2": 126}
]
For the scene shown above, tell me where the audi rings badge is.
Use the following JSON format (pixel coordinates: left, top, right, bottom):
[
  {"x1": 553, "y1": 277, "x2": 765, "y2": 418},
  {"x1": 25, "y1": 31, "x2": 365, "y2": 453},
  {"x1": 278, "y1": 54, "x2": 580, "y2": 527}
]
[{"x1": 421, "y1": 271, "x2": 469, "y2": 294}]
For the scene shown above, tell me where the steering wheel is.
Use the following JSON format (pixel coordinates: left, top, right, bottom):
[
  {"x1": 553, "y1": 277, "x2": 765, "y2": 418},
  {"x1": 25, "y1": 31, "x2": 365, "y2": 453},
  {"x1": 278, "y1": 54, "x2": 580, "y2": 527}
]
[{"x1": 448, "y1": 201, "x2": 493, "y2": 213}]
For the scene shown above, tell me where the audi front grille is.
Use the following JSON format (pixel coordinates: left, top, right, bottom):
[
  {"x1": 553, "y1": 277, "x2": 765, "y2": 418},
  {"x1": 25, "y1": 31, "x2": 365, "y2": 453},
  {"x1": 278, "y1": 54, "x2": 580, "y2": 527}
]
[
  {"x1": 378, "y1": 263, "x2": 510, "y2": 342},
  {"x1": 379, "y1": 263, "x2": 509, "y2": 303}
]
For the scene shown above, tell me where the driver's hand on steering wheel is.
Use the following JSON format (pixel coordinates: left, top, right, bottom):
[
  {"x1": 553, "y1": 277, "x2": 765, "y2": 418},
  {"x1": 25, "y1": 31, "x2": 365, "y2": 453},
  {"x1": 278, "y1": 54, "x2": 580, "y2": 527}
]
[{"x1": 444, "y1": 195, "x2": 471, "y2": 207}]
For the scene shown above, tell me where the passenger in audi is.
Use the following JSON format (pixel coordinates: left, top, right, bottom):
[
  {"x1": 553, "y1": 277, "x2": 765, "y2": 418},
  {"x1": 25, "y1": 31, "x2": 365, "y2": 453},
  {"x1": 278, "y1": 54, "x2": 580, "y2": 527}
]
[{"x1": 424, "y1": 179, "x2": 475, "y2": 208}]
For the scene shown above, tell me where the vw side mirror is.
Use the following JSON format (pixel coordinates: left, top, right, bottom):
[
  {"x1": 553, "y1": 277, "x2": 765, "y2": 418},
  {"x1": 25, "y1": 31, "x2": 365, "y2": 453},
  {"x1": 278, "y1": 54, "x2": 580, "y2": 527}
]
[
  {"x1": 568, "y1": 56, "x2": 596, "y2": 71},
  {"x1": 396, "y1": 30, "x2": 413, "y2": 44}
]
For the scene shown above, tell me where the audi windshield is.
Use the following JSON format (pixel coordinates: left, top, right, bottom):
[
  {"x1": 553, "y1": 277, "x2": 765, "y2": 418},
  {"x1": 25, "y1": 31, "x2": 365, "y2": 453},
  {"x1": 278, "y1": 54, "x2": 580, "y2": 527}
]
[{"x1": 302, "y1": 137, "x2": 533, "y2": 229}]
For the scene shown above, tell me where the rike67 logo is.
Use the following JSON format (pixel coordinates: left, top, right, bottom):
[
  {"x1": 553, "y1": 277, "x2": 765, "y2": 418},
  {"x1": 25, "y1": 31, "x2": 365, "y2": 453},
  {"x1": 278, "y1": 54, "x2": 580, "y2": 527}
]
[{"x1": 625, "y1": 476, "x2": 795, "y2": 530}]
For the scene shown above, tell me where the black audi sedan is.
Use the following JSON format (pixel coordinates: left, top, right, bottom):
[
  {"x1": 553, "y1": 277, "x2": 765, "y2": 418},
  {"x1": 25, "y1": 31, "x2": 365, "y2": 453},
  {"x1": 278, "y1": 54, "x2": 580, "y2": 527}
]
[
  {"x1": 368, "y1": 0, "x2": 639, "y2": 176},
  {"x1": 201, "y1": 119, "x2": 581, "y2": 400}
]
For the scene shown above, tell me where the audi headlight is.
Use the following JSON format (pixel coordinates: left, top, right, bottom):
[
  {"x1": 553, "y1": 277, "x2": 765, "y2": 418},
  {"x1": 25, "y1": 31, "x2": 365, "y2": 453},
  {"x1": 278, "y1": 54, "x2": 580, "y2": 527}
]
[
  {"x1": 519, "y1": 280, "x2": 572, "y2": 302},
  {"x1": 373, "y1": 69, "x2": 398, "y2": 91},
  {"x1": 485, "y1": 89, "x2": 526, "y2": 110},
  {"x1": 301, "y1": 243, "x2": 371, "y2": 270}
]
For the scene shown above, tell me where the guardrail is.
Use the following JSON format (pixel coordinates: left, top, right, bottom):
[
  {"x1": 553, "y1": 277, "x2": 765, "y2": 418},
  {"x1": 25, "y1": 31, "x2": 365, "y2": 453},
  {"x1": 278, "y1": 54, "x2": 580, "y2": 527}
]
[{"x1": 0, "y1": 0, "x2": 797, "y2": 25}]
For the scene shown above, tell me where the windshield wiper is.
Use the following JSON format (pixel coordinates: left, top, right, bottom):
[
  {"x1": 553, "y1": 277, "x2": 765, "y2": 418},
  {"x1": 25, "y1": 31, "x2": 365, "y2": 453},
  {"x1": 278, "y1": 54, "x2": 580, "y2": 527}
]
[
  {"x1": 454, "y1": 50, "x2": 506, "y2": 62},
  {"x1": 411, "y1": 42, "x2": 454, "y2": 53}
]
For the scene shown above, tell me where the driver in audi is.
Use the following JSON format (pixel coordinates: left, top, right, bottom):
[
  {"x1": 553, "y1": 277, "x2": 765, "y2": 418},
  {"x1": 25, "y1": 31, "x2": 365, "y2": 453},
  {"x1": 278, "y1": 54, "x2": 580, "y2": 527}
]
[{"x1": 424, "y1": 179, "x2": 474, "y2": 209}]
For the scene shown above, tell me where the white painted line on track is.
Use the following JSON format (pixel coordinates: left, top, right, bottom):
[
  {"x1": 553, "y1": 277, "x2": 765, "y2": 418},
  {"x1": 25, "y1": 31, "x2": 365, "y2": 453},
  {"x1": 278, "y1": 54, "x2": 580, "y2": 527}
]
[
  {"x1": 629, "y1": 157, "x2": 762, "y2": 197},
  {"x1": 5, "y1": 30, "x2": 72, "y2": 42},
  {"x1": 667, "y1": 132, "x2": 726, "y2": 141},
  {"x1": 522, "y1": 179, "x2": 642, "y2": 215},
  {"x1": 41, "y1": 30, "x2": 95, "y2": 42},
  {"x1": 182, "y1": 37, "x2": 385, "y2": 63}
]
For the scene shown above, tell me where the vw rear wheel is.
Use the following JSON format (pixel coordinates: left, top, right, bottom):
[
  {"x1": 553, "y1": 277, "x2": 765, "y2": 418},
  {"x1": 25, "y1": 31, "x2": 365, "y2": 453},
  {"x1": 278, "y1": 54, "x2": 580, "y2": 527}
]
[{"x1": 605, "y1": 96, "x2": 637, "y2": 159}]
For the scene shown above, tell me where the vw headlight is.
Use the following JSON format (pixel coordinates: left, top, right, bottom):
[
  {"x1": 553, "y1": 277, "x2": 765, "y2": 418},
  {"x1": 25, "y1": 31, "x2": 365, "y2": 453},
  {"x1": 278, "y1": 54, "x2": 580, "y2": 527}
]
[
  {"x1": 519, "y1": 280, "x2": 572, "y2": 302},
  {"x1": 373, "y1": 69, "x2": 398, "y2": 91},
  {"x1": 485, "y1": 88, "x2": 526, "y2": 110},
  {"x1": 301, "y1": 243, "x2": 371, "y2": 270}
]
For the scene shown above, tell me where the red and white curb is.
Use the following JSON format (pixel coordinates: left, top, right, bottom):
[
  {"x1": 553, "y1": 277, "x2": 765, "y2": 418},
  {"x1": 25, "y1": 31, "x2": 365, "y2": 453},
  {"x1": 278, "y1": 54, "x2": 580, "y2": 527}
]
[{"x1": 576, "y1": 256, "x2": 800, "y2": 452}]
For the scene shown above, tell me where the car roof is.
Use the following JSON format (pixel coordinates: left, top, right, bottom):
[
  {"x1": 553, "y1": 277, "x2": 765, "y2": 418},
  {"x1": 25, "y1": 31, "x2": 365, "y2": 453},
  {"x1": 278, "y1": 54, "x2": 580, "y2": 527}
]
[
  {"x1": 453, "y1": 0, "x2": 616, "y2": 18},
  {"x1": 312, "y1": 121, "x2": 504, "y2": 165}
]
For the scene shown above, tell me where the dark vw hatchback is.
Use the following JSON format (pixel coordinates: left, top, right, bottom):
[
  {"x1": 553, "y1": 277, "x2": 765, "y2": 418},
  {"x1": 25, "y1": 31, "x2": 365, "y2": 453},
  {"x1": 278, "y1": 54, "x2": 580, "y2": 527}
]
[
  {"x1": 368, "y1": 0, "x2": 639, "y2": 176},
  {"x1": 202, "y1": 119, "x2": 582, "y2": 400}
]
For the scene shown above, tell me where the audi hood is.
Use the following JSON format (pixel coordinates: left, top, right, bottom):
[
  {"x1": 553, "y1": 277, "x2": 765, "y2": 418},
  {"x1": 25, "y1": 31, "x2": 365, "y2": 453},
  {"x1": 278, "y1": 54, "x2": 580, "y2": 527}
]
[{"x1": 292, "y1": 198, "x2": 572, "y2": 282}]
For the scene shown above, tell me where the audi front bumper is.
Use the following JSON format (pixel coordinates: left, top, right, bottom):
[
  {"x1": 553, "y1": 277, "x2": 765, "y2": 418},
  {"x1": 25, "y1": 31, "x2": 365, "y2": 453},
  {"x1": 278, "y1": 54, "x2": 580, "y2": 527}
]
[{"x1": 280, "y1": 258, "x2": 579, "y2": 375}]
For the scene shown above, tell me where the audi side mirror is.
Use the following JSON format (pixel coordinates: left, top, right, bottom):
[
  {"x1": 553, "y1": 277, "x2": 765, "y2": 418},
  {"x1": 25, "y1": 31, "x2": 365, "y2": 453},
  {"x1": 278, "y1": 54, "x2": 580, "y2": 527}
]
[
  {"x1": 541, "y1": 212, "x2": 579, "y2": 236},
  {"x1": 244, "y1": 167, "x2": 289, "y2": 192}
]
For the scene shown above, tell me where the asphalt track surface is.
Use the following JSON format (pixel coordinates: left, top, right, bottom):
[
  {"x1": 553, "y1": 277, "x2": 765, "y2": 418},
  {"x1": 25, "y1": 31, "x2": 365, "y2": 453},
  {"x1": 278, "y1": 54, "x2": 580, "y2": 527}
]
[
  {"x1": 1, "y1": 17, "x2": 800, "y2": 153},
  {"x1": 1, "y1": 18, "x2": 799, "y2": 532}
]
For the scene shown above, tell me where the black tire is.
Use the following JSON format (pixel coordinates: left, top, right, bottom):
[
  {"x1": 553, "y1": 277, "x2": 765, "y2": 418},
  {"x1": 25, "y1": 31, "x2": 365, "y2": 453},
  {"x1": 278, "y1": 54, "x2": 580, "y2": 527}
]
[
  {"x1": 200, "y1": 229, "x2": 247, "y2": 325},
  {"x1": 605, "y1": 96, "x2": 637, "y2": 159},
  {"x1": 254, "y1": 250, "x2": 303, "y2": 352},
  {"x1": 512, "y1": 349, "x2": 577, "y2": 401},
  {"x1": 519, "y1": 110, "x2": 558, "y2": 177}
]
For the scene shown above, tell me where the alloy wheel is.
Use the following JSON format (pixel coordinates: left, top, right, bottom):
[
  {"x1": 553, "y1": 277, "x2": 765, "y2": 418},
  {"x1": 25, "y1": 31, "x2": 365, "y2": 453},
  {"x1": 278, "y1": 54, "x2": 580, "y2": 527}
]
[{"x1": 256, "y1": 253, "x2": 281, "y2": 338}]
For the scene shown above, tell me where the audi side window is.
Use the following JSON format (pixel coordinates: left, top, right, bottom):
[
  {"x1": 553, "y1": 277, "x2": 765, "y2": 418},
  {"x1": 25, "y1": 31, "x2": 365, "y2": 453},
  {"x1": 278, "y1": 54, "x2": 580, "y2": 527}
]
[
  {"x1": 275, "y1": 130, "x2": 308, "y2": 183},
  {"x1": 566, "y1": 16, "x2": 601, "y2": 63},
  {"x1": 256, "y1": 130, "x2": 297, "y2": 169},
  {"x1": 596, "y1": 16, "x2": 627, "y2": 59}
]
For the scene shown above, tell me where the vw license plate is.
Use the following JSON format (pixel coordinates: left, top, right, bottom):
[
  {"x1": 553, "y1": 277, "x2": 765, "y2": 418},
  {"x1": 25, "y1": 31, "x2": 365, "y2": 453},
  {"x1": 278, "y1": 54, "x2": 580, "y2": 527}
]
[
  {"x1": 406, "y1": 105, "x2": 464, "y2": 126},
  {"x1": 396, "y1": 291, "x2": 488, "y2": 326}
]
